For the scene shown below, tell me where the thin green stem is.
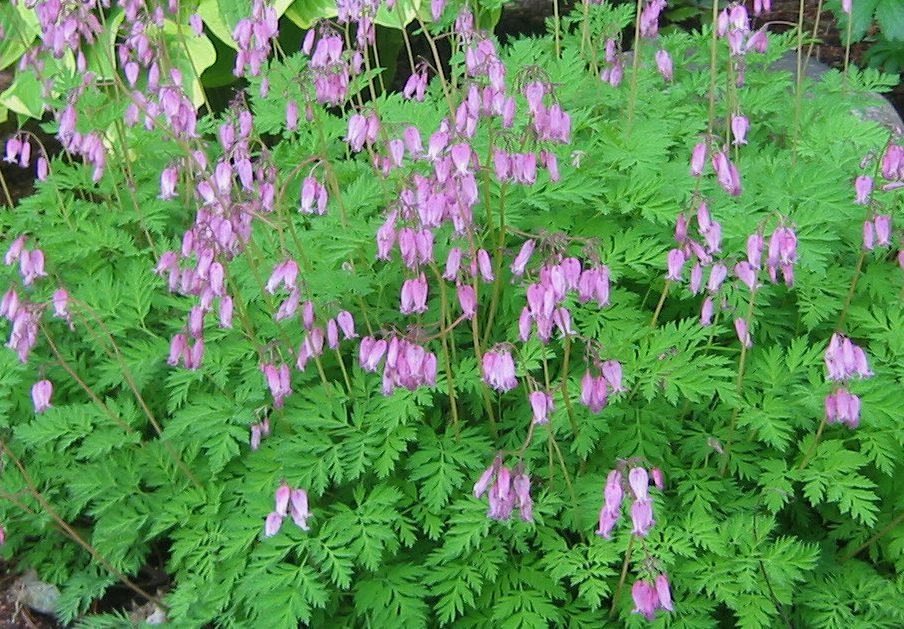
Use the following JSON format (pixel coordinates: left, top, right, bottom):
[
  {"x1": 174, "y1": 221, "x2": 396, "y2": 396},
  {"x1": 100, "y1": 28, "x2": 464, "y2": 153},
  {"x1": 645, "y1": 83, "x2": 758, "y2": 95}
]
[
  {"x1": 719, "y1": 290, "x2": 758, "y2": 476},
  {"x1": 609, "y1": 535, "x2": 635, "y2": 617},
  {"x1": 843, "y1": 511, "x2": 904, "y2": 561}
]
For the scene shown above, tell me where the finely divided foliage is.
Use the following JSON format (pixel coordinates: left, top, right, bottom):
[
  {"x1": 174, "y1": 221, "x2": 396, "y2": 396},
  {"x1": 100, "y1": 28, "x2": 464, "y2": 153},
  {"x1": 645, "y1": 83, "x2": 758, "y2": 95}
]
[{"x1": 1, "y1": 0, "x2": 903, "y2": 626}]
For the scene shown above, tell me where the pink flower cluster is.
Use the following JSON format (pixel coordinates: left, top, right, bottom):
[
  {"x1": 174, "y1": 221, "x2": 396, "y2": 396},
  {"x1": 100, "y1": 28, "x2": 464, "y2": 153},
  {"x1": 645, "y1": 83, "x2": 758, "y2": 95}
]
[
  {"x1": 264, "y1": 483, "x2": 311, "y2": 537},
  {"x1": 4, "y1": 134, "x2": 49, "y2": 181},
  {"x1": 596, "y1": 467, "x2": 662, "y2": 539},
  {"x1": 360, "y1": 336, "x2": 438, "y2": 395},
  {"x1": 823, "y1": 334, "x2": 872, "y2": 428},
  {"x1": 232, "y1": 0, "x2": 279, "y2": 77},
  {"x1": 3, "y1": 236, "x2": 56, "y2": 362},
  {"x1": 519, "y1": 257, "x2": 609, "y2": 344},
  {"x1": 632, "y1": 574, "x2": 674, "y2": 620},
  {"x1": 305, "y1": 32, "x2": 353, "y2": 106},
  {"x1": 580, "y1": 360, "x2": 624, "y2": 413},
  {"x1": 473, "y1": 456, "x2": 533, "y2": 522}
]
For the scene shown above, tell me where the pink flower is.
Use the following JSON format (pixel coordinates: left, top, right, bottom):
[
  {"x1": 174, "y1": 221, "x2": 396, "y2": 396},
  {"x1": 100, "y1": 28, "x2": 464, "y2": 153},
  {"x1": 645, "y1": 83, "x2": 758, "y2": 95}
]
[
  {"x1": 700, "y1": 297, "x2": 714, "y2": 326},
  {"x1": 690, "y1": 143, "x2": 706, "y2": 177},
  {"x1": 854, "y1": 175, "x2": 873, "y2": 205},
  {"x1": 476, "y1": 249, "x2": 494, "y2": 282},
  {"x1": 336, "y1": 311, "x2": 356, "y2": 339},
  {"x1": 651, "y1": 468, "x2": 664, "y2": 490},
  {"x1": 630, "y1": 499, "x2": 655, "y2": 536},
  {"x1": 290, "y1": 489, "x2": 311, "y2": 530},
  {"x1": 628, "y1": 467, "x2": 649, "y2": 501},
  {"x1": 274, "y1": 482, "x2": 291, "y2": 517},
  {"x1": 529, "y1": 390, "x2": 553, "y2": 424},
  {"x1": 655, "y1": 574, "x2": 674, "y2": 612},
  {"x1": 690, "y1": 263, "x2": 704, "y2": 295},
  {"x1": 874, "y1": 215, "x2": 892, "y2": 246},
  {"x1": 457, "y1": 283, "x2": 477, "y2": 319},
  {"x1": 602, "y1": 360, "x2": 624, "y2": 393},
  {"x1": 512, "y1": 469, "x2": 533, "y2": 522},
  {"x1": 863, "y1": 220, "x2": 875, "y2": 251},
  {"x1": 264, "y1": 512, "x2": 283, "y2": 537},
  {"x1": 603, "y1": 469, "x2": 623, "y2": 512},
  {"x1": 735, "y1": 262, "x2": 757, "y2": 291},
  {"x1": 511, "y1": 240, "x2": 535, "y2": 276},
  {"x1": 707, "y1": 263, "x2": 728, "y2": 292},
  {"x1": 474, "y1": 457, "x2": 501, "y2": 498},
  {"x1": 731, "y1": 115, "x2": 749, "y2": 145},
  {"x1": 632, "y1": 580, "x2": 658, "y2": 620},
  {"x1": 666, "y1": 248, "x2": 685, "y2": 281},
  {"x1": 655, "y1": 49, "x2": 673, "y2": 81},
  {"x1": 31, "y1": 380, "x2": 53, "y2": 413},
  {"x1": 482, "y1": 349, "x2": 517, "y2": 392},
  {"x1": 400, "y1": 274, "x2": 429, "y2": 314},
  {"x1": 734, "y1": 318, "x2": 752, "y2": 348}
]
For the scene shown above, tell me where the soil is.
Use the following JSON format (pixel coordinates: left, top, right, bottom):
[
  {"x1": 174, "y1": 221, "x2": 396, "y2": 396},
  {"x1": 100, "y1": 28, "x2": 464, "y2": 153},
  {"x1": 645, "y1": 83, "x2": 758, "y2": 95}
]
[{"x1": 0, "y1": 563, "x2": 59, "y2": 629}]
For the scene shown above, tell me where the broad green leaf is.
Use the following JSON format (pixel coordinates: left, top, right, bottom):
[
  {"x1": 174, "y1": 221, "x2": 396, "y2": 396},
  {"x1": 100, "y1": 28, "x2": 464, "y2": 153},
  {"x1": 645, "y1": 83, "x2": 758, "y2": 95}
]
[
  {"x1": 876, "y1": 0, "x2": 904, "y2": 41},
  {"x1": 0, "y1": 3, "x2": 39, "y2": 71},
  {"x1": 162, "y1": 20, "x2": 218, "y2": 107},
  {"x1": 284, "y1": 0, "x2": 338, "y2": 29},
  {"x1": 198, "y1": 0, "x2": 294, "y2": 49}
]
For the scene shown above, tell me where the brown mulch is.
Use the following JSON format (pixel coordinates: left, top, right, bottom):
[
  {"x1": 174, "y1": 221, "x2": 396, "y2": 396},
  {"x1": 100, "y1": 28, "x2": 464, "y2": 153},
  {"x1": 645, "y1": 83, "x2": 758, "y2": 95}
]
[{"x1": 0, "y1": 563, "x2": 59, "y2": 629}]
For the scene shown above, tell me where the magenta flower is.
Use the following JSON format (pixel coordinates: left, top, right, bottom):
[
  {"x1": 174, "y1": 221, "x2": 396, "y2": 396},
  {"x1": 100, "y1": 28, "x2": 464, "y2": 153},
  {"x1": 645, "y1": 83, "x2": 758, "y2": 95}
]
[
  {"x1": 854, "y1": 175, "x2": 873, "y2": 205},
  {"x1": 511, "y1": 240, "x2": 535, "y2": 276},
  {"x1": 274, "y1": 482, "x2": 291, "y2": 517},
  {"x1": 735, "y1": 262, "x2": 757, "y2": 291},
  {"x1": 863, "y1": 220, "x2": 875, "y2": 251},
  {"x1": 874, "y1": 215, "x2": 892, "y2": 246},
  {"x1": 731, "y1": 115, "x2": 749, "y2": 145},
  {"x1": 690, "y1": 144, "x2": 707, "y2": 177},
  {"x1": 707, "y1": 263, "x2": 728, "y2": 292},
  {"x1": 632, "y1": 580, "x2": 658, "y2": 620},
  {"x1": 655, "y1": 574, "x2": 674, "y2": 611},
  {"x1": 630, "y1": 498, "x2": 655, "y2": 536},
  {"x1": 482, "y1": 349, "x2": 517, "y2": 392},
  {"x1": 263, "y1": 512, "x2": 283, "y2": 537},
  {"x1": 512, "y1": 469, "x2": 533, "y2": 522},
  {"x1": 336, "y1": 311, "x2": 356, "y2": 339},
  {"x1": 602, "y1": 360, "x2": 624, "y2": 393},
  {"x1": 628, "y1": 467, "x2": 650, "y2": 501},
  {"x1": 826, "y1": 388, "x2": 861, "y2": 428},
  {"x1": 690, "y1": 263, "x2": 703, "y2": 295},
  {"x1": 290, "y1": 489, "x2": 311, "y2": 530},
  {"x1": 734, "y1": 318, "x2": 752, "y2": 348},
  {"x1": 31, "y1": 380, "x2": 53, "y2": 413},
  {"x1": 457, "y1": 283, "x2": 477, "y2": 319},
  {"x1": 666, "y1": 248, "x2": 686, "y2": 281},
  {"x1": 529, "y1": 390, "x2": 553, "y2": 425},
  {"x1": 400, "y1": 274, "x2": 429, "y2": 314},
  {"x1": 655, "y1": 49, "x2": 673, "y2": 81},
  {"x1": 824, "y1": 333, "x2": 872, "y2": 381}
]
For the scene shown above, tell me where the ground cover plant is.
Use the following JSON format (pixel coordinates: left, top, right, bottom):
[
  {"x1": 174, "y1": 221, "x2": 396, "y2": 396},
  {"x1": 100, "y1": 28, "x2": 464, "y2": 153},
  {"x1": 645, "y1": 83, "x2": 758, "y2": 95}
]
[{"x1": 1, "y1": 0, "x2": 904, "y2": 626}]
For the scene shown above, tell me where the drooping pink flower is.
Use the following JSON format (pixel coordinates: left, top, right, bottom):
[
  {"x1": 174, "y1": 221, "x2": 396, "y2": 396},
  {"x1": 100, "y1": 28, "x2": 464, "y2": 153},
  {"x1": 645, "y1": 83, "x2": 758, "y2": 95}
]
[
  {"x1": 628, "y1": 467, "x2": 650, "y2": 501},
  {"x1": 602, "y1": 360, "x2": 624, "y2": 393},
  {"x1": 512, "y1": 469, "x2": 533, "y2": 522},
  {"x1": 690, "y1": 144, "x2": 707, "y2": 177},
  {"x1": 289, "y1": 489, "x2": 311, "y2": 530},
  {"x1": 632, "y1": 580, "x2": 658, "y2": 620},
  {"x1": 707, "y1": 263, "x2": 728, "y2": 292},
  {"x1": 457, "y1": 283, "x2": 477, "y2": 319},
  {"x1": 336, "y1": 311, "x2": 356, "y2": 339},
  {"x1": 655, "y1": 49, "x2": 673, "y2": 81},
  {"x1": 511, "y1": 240, "x2": 535, "y2": 276},
  {"x1": 529, "y1": 390, "x2": 554, "y2": 425},
  {"x1": 264, "y1": 512, "x2": 283, "y2": 537},
  {"x1": 700, "y1": 297, "x2": 714, "y2": 326},
  {"x1": 874, "y1": 215, "x2": 892, "y2": 246},
  {"x1": 655, "y1": 574, "x2": 674, "y2": 612},
  {"x1": 666, "y1": 248, "x2": 685, "y2": 281},
  {"x1": 731, "y1": 115, "x2": 749, "y2": 145},
  {"x1": 854, "y1": 175, "x2": 873, "y2": 205},
  {"x1": 482, "y1": 348, "x2": 517, "y2": 392},
  {"x1": 400, "y1": 274, "x2": 429, "y2": 314},
  {"x1": 734, "y1": 318, "x2": 752, "y2": 348},
  {"x1": 630, "y1": 498, "x2": 655, "y2": 536},
  {"x1": 31, "y1": 380, "x2": 53, "y2": 413}
]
